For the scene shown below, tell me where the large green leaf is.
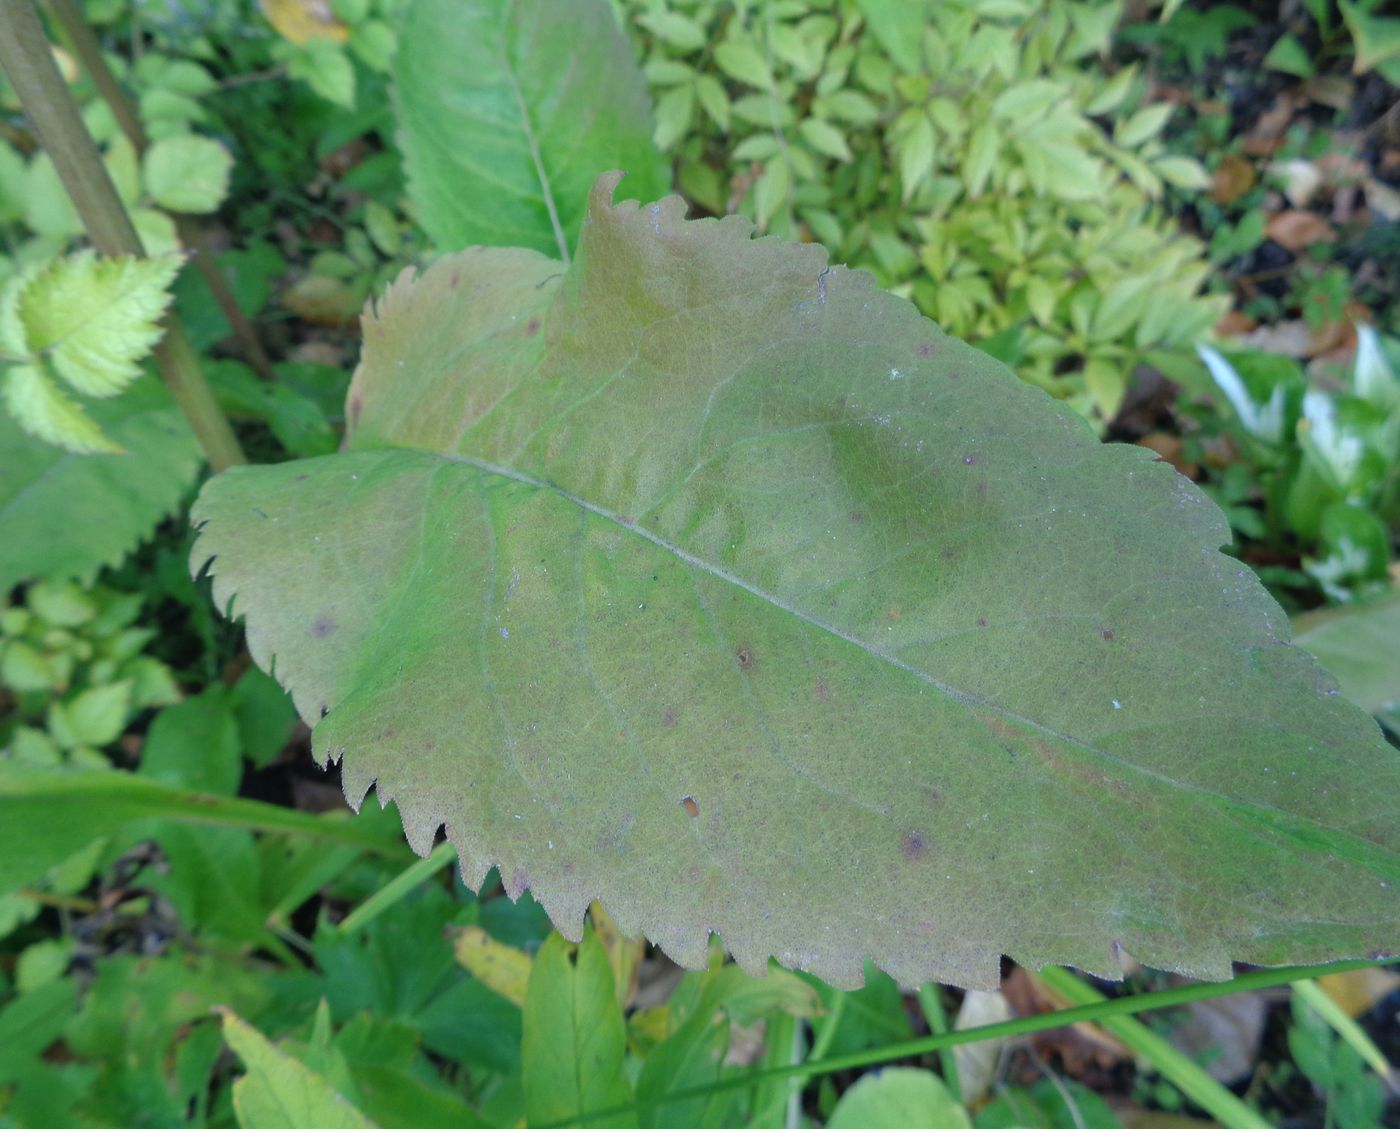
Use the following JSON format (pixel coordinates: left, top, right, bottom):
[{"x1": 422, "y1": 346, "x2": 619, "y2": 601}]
[
  {"x1": 191, "y1": 175, "x2": 1400, "y2": 990},
  {"x1": 394, "y1": 0, "x2": 668, "y2": 259},
  {"x1": 0, "y1": 376, "x2": 202, "y2": 589}
]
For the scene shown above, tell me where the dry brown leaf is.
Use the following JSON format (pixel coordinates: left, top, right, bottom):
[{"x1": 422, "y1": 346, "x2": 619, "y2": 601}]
[
  {"x1": 1210, "y1": 155, "x2": 1256, "y2": 204},
  {"x1": 1214, "y1": 309, "x2": 1258, "y2": 338},
  {"x1": 1317, "y1": 967, "x2": 1400, "y2": 1017},
  {"x1": 1266, "y1": 209, "x2": 1336, "y2": 251},
  {"x1": 259, "y1": 0, "x2": 347, "y2": 44},
  {"x1": 1002, "y1": 967, "x2": 1129, "y2": 1076},
  {"x1": 1137, "y1": 433, "x2": 1197, "y2": 479}
]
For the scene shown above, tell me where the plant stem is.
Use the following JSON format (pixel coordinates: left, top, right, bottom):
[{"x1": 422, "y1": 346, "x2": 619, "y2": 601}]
[
  {"x1": 534, "y1": 959, "x2": 1398, "y2": 1129},
  {"x1": 46, "y1": 0, "x2": 277, "y2": 382},
  {"x1": 0, "y1": 0, "x2": 245, "y2": 471}
]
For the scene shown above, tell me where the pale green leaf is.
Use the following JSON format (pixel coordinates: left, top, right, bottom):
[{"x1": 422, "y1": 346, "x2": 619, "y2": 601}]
[
  {"x1": 1152, "y1": 155, "x2": 1211, "y2": 191},
  {"x1": 0, "y1": 376, "x2": 202, "y2": 590},
  {"x1": 899, "y1": 114, "x2": 936, "y2": 201},
  {"x1": 653, "y1": 83, "x2": 695, "y2": 153},
  {"x1": 828, "y1": 1068, "x2": 971, "y2": 1129},
  {"x1": 714, "y1": 40, "x2": 772, "y2": 89},
  {"x1": 2, "y1": 364, "x2": 122, "y2": 454},
  {"x1": 1115, "y1": 102, "x2": 1174, "y2": 148},
  {"x1": 105, "y1": 135, "x2": 142, "y2": 208},
  {"x1": 395, "y1": 0, "x2": 667, "y2": 259},
  {"x1": 855, "y1": 0, "x2": 926, "y2": 74},
  {"x1": 1294, "y1": 594, "x2": 1400, "y2": 718},
  {"x1": 17, "y1": 251, "x2": 181, "y2": 398},
  {"x1": 48, "y1": 680, "x2": 132, "y2": 749},
  {"x1": 523, "y1": 931, "x2": 635, "y2": 1129},
  {"x1": 694, "y1": 74, "x2": 730, "y2": 133},
  {"x1": 754, "y1": 156, "x2": 791, "y2": 228},
  {"x1": 289, "y1": 38, "x2": 356, "y2": 108},
  {"x1": 963, "y1": 121, "x2": 999, "y2": 196},
  {"x1": 349, "y1": 20, "x2": 396, "y2": 71},
  {"x1": 639, "y1": 10, "x2": 705, "y2": 51},
  {"x1": 142, "y1": 134, "x2": 234, "y2": 214},
  {"x1": 799, "y1": 117, "x2": 852, "y2": 162},
  {"x1": 22, "y1": 153, "x2": 81, "y2": 240},
  {"x1": 1083, "y1": 64, "x2": 1138, "y2": 116},
  {"x1": 132, "y1": 207, "x2": 182, "y2": 255},
  {"x1": 190, "y1": 175, "x2": 1400, "y2": 991},
  {"x1": 221, "y1": 1009, "x2": 380, "y2": 1129},
  {"x1": 1339, "y1": 1, "x2": 1400, "y2": 74}
]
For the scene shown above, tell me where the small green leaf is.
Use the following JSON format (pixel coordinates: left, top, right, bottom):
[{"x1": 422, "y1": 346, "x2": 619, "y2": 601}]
[
  {"x1": 16, "y1": 251, "x2": 182, "y2": 398},
  {"x1": 1152, "y1": 155, "x2": 1210, "y2": 191},
  {"x1": 140, "y1": 689, "x2": 244, "y2": 796},
  {"x1": 142, "y1": 135, "x2": 234, "y2": 214},
  {"x1": 1339, "y1": 1, "x2": 1400, "y2": 74},
  {"x1": 753, "y1": 157, "x2": 791, "y2": 229},
  {"x1": 638, "y1": 10, "x2": 705, "y2": 51},
  {"x1": 715, "y1": 40, "x2": 772, "y2": 89},
  {"x1": 653, "y1": 83, "x2": 695, "y2": 153},
  {"x1": 1264, "y1": 33, "x2": 1315, "y2": 77},
  {"x1": 963, "y1": 121, "x2": 999, "y2": 196},
  {"x1": 694, "y1": 74, "x2": 730, "y2": 133},
  {"x1": 1115, "y1": 102, "x2": 1174, "y2": 148},
  {"x1": 348, "y1": 20, "x2": 395, "y2": 72},
  {"x1": 799, "y1": 117, "x2": 853, "y2": 162},
  {"x1": 523, "y1": 931, "x2": 635, "y2": 1129},
  {"x1": 290, "y1": 38, "x2": 356, "y2": 108},
  {"x1": 221, "y1": 1009, "x2": 379, "y2": 1129},
  {"x1": 1294, "y1": 593, "x2": 1400, "y2": 719},
  {"x1": 2, "y1": 364, "x2": 122, "y2": 454},
  {"x1": 827, "y1": 1067, "x2": 970, "y2": 1129},
  {"x1": 899, "y1": 114, "x2": 935, "y2": 200},
  {"x1": 854, "y1": 0, "x2": 926, "y2": 74},
  {"x1": 48, "y1": 680, "x2": 132, "y2": 749}
]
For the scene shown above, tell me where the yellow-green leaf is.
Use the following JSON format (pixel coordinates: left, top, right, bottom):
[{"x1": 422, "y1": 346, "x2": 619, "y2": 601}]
[
  {"x1": 2, "y1": 364, "x2": 123, "y2": 454},
  {"x1": 16, "y1": 251, "x2": 181, "y2": 398},
  {"x1": 142, "y1": 134, "x2": 233, "y2": 214},
  {"x1": 220, "y1": 1009, "x2": 379, "y2": 1129},
  {"x1": 451, "y1": 925, "x2": 533, "y2": 1005}
]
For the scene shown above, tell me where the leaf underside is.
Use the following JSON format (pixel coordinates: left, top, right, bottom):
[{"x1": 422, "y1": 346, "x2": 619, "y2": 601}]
[{"x1": 192, "y1": 174, "x2": 1400, "y2": 990}]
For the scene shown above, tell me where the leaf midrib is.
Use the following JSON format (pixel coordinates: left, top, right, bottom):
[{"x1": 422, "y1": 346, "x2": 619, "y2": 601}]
[{"x1": 501, "y1": 0, "x2": 569, "y2": 264}]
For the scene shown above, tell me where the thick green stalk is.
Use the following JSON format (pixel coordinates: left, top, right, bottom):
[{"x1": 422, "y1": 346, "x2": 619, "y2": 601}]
[
  {"x1": 45, "y1": 0, "x2": 277, "y2": 381},
  {"x1": 0, "y1": 0, "x2": 246, "y2": 470}
]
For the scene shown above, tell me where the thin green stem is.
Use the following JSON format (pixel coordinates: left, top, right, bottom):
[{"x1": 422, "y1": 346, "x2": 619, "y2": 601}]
[
  {"x1": 335, "y1": 840, "x2": 457, "y2": 935},
  {"x1": 1037, "y1": 966, "x2": 1270, "y2": 1129},
  {"x1": 917, "y1": 982, "x2": 962, "y2": 1102},
  {"x1": 0, "y1": 0, "x2": 245, "y2": 470},
  {"x1": 534, "y1": 959, "x2": 1397, "y2": 1129}
]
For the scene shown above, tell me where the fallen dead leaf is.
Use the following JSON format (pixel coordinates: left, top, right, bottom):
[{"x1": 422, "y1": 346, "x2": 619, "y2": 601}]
[
  {"x1": 1364, "y1": 176, "x2": 1400, "y2": 221},
  {"x1": 1211, "y1": 154, "x2": 1256, "y2": 204},
  {"x1": 1265, "y1": 209, "x2": 1336, "y2": 251},
  {"x1": 954, "y1": 989, "x2": 1015, "y2": 1103},
  {"x1": 1137, "y1": 432, "x2": 1198, "y2": 478},
  {"x1": 1002, "y1": 967, "x2": 1129, "y2": 1077},
  {"x1": 1167, "y1": 987, "x2": 1269, "y2": 1084},
  {"x1": 1234, "y1": 319, "x2": 1312, "y2": 359},
  {"x1": 1271, "y1": 158, "x2": 1325, "y2": 207},
  {"x1": 1214, "y1": 308, "x2": 1258, "y2": 338},
  {"x1": 259, "y1": 0, "x2": 347, "y2": 44},
  {"x1": 1317, "y1": 967, "x2": 1400, "y2": 1017}
]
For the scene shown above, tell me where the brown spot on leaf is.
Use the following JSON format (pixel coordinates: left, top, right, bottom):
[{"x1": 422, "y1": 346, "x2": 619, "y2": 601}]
[
  {"x1": 449, "y1": 271, "x2": 461, "y2": 289},
  {"x1": 349, "y1": 394, "x2": 362, "y2": 427},
  {"x1": 886, "y1": 605, "x2": 902, "y2": 621},
  {"x1": 661, "y1": 706, "x2": 678, "y2": 727},
  {"x1": 681, "y1": 795, "x2": 699, "y2": 818},
  {"x1": 736, "y1": 647, "x2": 755, "y2": 672},
  {"x1": 1099, "y1": 627, "x2": 1116, "y2": 642},
  {"x1": 901, "y1": 830, "x2": 930, "y2": 861},
  {"x1": 976, "y1": 617, "x2": 988, "y2": 628},
  {"x1": 849, "y1": 511, "x2": 866, "y2": 523},
  {"x1": 918, "y1": 342, "x2": 935, "y2": 357},
  {"x1": 311, "y1": 615, "x2": 336, "y2": 638},
  {"x1": 295, "y1": 474, "x2": 309, "y2": 482},
  {"x1": 525, "y1": 317, "x2": 540, "y2": 335},
  {"x1": 813, "y1": 678, "x2": 829, "y2": 702}
]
